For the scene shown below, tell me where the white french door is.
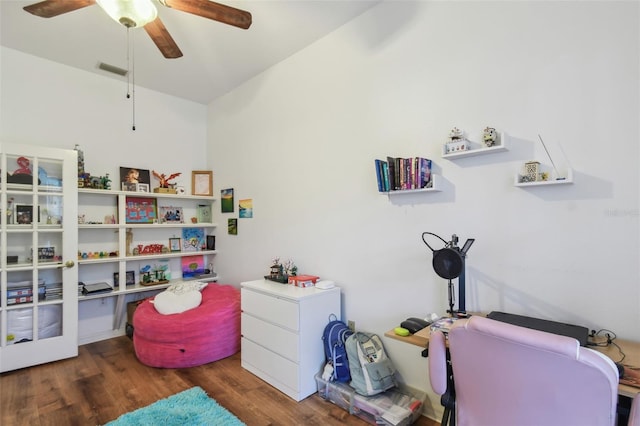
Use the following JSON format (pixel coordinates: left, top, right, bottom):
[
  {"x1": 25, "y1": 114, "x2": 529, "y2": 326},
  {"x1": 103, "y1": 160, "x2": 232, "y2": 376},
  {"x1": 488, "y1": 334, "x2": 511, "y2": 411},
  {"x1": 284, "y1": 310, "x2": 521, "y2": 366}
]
[{"x1": 0, "y1": 143, "x2": 78, "y2": 372}]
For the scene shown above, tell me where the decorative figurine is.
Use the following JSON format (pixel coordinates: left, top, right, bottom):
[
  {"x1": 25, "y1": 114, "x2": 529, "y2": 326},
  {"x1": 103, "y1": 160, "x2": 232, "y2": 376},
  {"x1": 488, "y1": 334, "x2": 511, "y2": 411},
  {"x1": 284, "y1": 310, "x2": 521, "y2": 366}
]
[
  {"x1": 152, "y1": 170, "x2": 181, "y2": 194},
  {"x1": 13, "y1": 157, "x2": 32, "y2": 175},
  {"x1": 449, "y1": 127, "x2": 464, "y2": 141},
  {"x1": 38, "y1": 167, "x2": 62, "y2": 187},
  {"x1": 445, "y1": 127, "x2": 469, "y2": 153},
  {"x1": 483, "y1": 127, "x2": 498, "y2": 147},
  {"x1": 152, "y1": 171, "x2": 181, "y2": 188}
]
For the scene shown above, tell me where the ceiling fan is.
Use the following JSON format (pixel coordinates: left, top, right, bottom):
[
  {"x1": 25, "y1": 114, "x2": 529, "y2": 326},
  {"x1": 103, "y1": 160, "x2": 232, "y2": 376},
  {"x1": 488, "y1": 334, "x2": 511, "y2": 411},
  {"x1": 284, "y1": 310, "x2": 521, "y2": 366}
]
[{"x1": 23, "y1": 0, "x2": 252, "y2": 59}]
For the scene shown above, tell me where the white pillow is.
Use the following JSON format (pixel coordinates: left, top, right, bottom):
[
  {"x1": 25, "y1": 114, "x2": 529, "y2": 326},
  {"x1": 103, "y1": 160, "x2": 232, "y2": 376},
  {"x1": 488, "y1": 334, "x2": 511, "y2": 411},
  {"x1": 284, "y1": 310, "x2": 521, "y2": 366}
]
[
  {"x1": 153, "y1": 289, "x2": 202, "y2": 315},
  {"x1": 165, "y1": 281, "x2": 208, "y2": 295}
]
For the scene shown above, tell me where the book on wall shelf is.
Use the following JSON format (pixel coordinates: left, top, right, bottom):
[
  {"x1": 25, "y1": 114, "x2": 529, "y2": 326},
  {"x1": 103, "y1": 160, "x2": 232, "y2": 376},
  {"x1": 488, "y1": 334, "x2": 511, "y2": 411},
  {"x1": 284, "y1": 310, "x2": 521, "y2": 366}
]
[{"x1": 374, "y1": 157, "x2": 434, "y2": 193}]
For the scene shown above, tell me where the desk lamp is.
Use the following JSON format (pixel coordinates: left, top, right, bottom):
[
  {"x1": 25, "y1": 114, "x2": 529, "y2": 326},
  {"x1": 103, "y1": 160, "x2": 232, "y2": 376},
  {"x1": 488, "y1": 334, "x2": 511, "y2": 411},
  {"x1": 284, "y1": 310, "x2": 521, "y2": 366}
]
[{"x1": 422, "y1": 232, "x2": 475, "y2": 316}]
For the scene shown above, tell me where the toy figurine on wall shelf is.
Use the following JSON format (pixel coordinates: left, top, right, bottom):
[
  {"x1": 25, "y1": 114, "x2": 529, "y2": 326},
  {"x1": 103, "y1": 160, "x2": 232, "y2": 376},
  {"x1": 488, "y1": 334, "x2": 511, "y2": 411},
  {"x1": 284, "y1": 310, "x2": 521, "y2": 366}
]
[
  {"x1": 483, "y1": 127, "x2": 498, "y2": 147},
  {"x1": 445, "y1": 127, "x2": 469, "y2": 153},
  {"x1": 152, "y1": 170, "x2": 181, "y2": 194}
]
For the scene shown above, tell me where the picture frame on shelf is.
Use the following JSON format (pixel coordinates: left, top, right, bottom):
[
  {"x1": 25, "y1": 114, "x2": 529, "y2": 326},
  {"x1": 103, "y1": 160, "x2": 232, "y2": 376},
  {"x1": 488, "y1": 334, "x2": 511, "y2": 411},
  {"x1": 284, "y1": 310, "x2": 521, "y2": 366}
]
[
  {"x1": 120, "y1": 167, "x2": 151, "y2": 187},
  {"x1": 15, "y1": 205, "x2": 39, "y2": 224},
  {"x1": 192, "y1": 170, "x2": 213, "y2": 196},
  {"x1": 169, "y1": 237, "x2": 181, "y2": 252},
  {"x1": 136, "y1": 183, "x2": 150, "y2": 193},
  {"x1": 114, "y1": 271, "x2": 135, "y2": 286},
  {"x1": 159, "y1": 206, "x2": 184, "y2": 224},
  {"x1": 37, "y1": 246, "x2": 55, "y2": 262},
  {"x1": 196, "y1": 204, "x2": 212, "y2": 223},
  {"x1": 124, "y1": 197, "x2": 158, "y2": 224},
  {"x1": 206, "y1": 235, "x2": 216, "y2": 251},
  {"x1": 121, "y1": 182, "x2": 137, "y2": 192}
]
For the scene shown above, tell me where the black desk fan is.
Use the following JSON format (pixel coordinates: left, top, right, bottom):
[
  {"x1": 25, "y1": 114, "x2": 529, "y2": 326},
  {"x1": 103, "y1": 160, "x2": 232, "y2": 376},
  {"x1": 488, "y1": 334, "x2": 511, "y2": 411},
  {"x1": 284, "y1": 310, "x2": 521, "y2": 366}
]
[{"x1": 422, "y1": 232, "x2": 474, "y2": 315}]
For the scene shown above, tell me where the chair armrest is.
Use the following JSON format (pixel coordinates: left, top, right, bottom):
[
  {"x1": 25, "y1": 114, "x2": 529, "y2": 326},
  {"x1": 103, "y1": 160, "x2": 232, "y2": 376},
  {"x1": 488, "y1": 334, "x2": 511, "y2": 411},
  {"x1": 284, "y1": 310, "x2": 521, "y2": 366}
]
[
  {"x1": 629, "y1": 393, "x2": 640, "y2": 426},
  {"x1": 428, "y1": 330, "x2": 448, "y2": 395}
]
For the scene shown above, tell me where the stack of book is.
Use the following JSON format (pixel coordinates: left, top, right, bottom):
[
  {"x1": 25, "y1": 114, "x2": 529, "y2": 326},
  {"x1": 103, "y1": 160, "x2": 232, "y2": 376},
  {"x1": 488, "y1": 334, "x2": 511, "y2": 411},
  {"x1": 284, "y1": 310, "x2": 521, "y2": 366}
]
[
  {"x1": 374, "y1": 157, "x2": 432, "y2": 192},
  {"x1": 6, "y1": 280, "x2": 45, "y2": 305},
  {"x1": 44, "y1": 282, "x2": 63, "y2": 301}
]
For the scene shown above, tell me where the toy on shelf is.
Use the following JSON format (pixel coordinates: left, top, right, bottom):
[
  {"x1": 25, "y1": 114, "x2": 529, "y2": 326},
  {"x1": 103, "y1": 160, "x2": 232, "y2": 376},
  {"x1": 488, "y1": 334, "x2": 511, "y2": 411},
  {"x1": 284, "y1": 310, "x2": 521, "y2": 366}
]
[
  {"x1": 483, "y1": 127, "x2": 498, "y2": 147},
  {"x1": 444, "y1": 127, "x2": 469, "y2": 153},
  {"x1": 152, "y1": 170, "x2": 181, "y2": 194}
]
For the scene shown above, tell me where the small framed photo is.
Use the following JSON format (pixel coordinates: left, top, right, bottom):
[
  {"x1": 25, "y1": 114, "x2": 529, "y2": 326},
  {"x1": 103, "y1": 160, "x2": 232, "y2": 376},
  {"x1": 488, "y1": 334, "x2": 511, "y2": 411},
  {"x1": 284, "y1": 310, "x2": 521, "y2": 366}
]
[
  {"x1": 121, "y1": 182, "x2": 137, "y2": 191},
  {"x1": 120, "y1": 167, "x2": 151, "y2": 186},
  {"x1": 192, "y1": 170, "x2": 213, "y2": 196},
  {"x1": 15, "y1": 205, "x2": 39, "y2": 224},
  {"x1": 114, "y1": 271, "x2": 136, "y2": 286},
  {"x1": 159, "y1": 206, "x2": 184, "y2": 224},
  {"x1": 206, "y1": 235, "x2": 216, "y2": 251},
  {"x1": 37, "y1": 247, "x2": 55, "y2": 262},
  {"x1": 136, "y1": 183, "x2": 150, "y2": 193},
  {"x1": 169, "y1": 237, "x2": 181, "y2": 252}
]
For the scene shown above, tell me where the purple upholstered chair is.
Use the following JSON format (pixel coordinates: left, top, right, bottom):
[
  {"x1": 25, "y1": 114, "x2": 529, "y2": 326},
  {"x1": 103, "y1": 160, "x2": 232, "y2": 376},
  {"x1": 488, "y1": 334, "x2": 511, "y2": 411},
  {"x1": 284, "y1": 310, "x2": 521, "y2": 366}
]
[{"x1": 429, "y1": 315, "x2": 640, "y2": 426}]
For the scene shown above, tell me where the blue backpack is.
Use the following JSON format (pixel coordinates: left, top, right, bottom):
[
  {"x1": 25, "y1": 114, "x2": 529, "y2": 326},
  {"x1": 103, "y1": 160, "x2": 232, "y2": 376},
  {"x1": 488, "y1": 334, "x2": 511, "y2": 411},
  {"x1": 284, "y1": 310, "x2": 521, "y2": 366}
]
[{"x1": 322, "y1": 314, "x2": 353, "y2": 382}]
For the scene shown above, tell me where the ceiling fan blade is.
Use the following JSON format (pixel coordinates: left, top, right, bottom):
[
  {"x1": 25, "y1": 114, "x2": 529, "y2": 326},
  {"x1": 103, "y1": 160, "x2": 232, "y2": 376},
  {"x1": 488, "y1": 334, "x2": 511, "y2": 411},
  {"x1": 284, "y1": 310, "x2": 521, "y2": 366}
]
[
  {"x1": 144, "y1": 18, "x2": 183, "y2": 59},
  {"x1": 23, "y1": 0, "x2": 95, "y2": 18},
  {"x1": 159, "y1": 0, "x2": 252, "y2": 29}
]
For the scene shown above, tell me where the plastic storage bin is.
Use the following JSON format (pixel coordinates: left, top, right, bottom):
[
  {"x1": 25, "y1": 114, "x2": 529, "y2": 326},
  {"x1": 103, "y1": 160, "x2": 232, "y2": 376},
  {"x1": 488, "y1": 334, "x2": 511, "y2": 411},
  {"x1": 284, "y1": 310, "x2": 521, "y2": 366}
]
[{"x1": 315, "y1": 373, "x2": 424, "y2": 426}]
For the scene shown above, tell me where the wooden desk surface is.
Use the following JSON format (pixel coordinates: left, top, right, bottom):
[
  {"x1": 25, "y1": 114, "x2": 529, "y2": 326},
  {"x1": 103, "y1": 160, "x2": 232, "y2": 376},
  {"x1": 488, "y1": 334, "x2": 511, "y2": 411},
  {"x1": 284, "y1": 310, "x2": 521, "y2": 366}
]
[{"x1": 385, "y1": 326, "x2": 640, "y2": 398}]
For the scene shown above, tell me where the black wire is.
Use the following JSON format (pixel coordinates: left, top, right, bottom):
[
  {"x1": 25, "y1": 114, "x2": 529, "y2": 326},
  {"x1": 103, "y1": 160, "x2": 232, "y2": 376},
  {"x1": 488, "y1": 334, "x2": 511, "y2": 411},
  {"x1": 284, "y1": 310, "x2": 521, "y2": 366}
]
[
  {"x1": 422, "y1": 232, "x2": 447, "y2": 252},
  {"x1": 589, "y1": 328, "x2": 626, "y2": 364}
]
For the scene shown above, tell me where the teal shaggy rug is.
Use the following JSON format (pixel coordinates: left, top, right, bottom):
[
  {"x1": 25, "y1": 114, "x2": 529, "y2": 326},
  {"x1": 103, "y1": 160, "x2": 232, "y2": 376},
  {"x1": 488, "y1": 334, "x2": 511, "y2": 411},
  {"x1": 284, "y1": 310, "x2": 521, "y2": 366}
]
[{"x1": 105, "y1": 387, "x2": 245, "y2": 426}]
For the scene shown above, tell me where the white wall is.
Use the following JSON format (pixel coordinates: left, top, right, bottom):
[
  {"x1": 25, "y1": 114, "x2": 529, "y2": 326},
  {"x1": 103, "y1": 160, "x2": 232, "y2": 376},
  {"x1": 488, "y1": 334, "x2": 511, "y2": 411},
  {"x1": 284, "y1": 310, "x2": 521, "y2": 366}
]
[
  {"x1": 207, "y1": 1, "x2": 639, "y2": 417},
  {"x1": 1, "y1": 46, "x2": 208, "y2": 342}
]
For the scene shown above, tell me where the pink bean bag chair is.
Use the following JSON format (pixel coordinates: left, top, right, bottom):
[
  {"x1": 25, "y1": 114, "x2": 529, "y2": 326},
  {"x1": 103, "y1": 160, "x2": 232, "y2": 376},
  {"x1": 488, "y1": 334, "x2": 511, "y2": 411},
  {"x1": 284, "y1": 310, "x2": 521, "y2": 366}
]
[{"x1": 133, "y1": 283, "x2": 240, "y2": 368}]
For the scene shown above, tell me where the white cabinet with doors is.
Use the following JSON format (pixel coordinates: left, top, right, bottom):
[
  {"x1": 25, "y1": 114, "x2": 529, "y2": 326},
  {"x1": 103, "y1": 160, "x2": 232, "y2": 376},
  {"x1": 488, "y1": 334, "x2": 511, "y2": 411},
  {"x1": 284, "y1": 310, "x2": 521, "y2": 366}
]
[{"x1": 0, "y1": 143, "x2": 78, "y2": 373}]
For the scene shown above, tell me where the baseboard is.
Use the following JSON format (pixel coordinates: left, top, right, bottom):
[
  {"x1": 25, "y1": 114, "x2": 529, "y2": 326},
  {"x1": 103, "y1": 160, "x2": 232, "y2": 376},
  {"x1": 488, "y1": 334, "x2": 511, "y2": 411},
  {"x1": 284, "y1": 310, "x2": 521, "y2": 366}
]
[{"x1": 78, "y1": 328, "x2": 126, "y2": 345}]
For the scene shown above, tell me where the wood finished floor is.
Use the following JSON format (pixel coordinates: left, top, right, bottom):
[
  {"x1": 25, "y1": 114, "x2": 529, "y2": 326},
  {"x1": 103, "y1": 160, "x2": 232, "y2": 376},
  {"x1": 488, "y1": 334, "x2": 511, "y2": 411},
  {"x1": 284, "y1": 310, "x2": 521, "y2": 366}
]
[{"x1": 1, "y1": 336, "x2": 439, "y2": 426}]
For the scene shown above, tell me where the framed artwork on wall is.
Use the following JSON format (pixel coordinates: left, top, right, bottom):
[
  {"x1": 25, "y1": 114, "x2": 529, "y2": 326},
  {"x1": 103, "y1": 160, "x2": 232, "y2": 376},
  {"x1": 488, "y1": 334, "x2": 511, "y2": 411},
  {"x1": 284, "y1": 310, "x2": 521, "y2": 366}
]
[{"x1": 221, "y1": 188, "x2": 234, "y2": 213}]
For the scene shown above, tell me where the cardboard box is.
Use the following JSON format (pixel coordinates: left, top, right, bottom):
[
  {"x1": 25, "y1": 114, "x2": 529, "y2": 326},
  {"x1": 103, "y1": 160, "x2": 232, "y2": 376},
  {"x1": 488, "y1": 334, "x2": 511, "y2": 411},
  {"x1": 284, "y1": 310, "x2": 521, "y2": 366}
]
[
  {"x1": 315, "y1": 374, "x2": 424, "y2": 426},
  {"x1": 127, "y1": 300, "x2": 147, "y2": 325}
]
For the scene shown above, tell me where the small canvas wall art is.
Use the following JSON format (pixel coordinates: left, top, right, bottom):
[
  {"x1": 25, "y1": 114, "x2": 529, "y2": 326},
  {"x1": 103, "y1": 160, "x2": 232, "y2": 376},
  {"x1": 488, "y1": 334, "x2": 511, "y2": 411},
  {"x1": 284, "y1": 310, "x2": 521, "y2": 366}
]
[
  {"x1": 182, "y1": 227, "x2": 205, "y2": 251},
  {"x1": 221, "y1": 188, "x2": 234, "y2": 213},
  {"x1": 239, "y1": 199, "x2": 253, "y2": 218},
  {"x1": 182, "y1": 255, "x2": 205, "y2": 278},
  {"x1": 228, "y1": 218, "x2": 237, "y2": 235}
]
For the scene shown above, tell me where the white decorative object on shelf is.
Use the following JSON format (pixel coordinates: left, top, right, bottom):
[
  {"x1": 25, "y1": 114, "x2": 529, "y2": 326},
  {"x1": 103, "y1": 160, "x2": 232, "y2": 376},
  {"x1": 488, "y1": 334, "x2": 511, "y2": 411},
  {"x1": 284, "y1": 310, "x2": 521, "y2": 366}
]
[
  {"x1": 442, "y1": 132, "x2": 508, "y2": 159},
  {"x1": 444, "y1": 127, "x2": 469, "y2": 154}
]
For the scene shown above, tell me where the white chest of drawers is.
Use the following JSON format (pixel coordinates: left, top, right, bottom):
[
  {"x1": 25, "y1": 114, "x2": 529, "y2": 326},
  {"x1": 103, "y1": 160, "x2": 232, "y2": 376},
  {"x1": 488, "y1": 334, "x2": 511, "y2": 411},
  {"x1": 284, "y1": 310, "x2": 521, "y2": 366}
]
[{"x1": 240, "y1": 279, "x2": 341, "y2": 401}]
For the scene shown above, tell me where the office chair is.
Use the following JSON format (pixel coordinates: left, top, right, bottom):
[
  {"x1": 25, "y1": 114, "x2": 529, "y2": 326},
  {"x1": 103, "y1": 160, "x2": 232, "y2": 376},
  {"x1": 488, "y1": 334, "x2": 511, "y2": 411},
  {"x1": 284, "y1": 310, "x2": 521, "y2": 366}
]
[{"x1": 428, "y1": 315, "x2": 640, "y2": 426}]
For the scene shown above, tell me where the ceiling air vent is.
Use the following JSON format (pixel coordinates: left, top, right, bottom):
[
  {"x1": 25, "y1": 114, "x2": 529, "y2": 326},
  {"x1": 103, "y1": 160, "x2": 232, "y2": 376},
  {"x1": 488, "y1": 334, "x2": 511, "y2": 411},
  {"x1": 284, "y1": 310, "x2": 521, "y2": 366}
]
[{"x1": 98, "y1": 62, "x2": 128, "y2": 76}]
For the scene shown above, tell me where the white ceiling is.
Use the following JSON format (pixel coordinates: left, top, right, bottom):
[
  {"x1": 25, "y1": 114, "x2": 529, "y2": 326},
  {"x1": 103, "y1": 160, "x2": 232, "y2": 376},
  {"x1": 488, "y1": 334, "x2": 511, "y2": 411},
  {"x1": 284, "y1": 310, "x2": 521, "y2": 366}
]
[{"x1": 0, "y1": 0, "x2": 379, "y2": 104}]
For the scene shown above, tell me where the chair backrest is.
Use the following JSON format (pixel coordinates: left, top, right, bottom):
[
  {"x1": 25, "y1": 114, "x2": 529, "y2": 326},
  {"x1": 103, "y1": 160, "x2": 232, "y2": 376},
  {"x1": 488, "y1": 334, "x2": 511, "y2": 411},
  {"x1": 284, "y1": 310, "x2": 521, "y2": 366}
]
[{"x1": 429, "y1": 315, "x2": 620, "y2": 426}]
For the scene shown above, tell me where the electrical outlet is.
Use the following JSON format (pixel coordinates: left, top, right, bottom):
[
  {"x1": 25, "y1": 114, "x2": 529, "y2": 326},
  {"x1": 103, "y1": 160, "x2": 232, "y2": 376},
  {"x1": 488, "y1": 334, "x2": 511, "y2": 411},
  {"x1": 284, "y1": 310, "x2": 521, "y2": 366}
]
[{"x1": 348, "y1": 320, "x2": 355, "y2": 332}]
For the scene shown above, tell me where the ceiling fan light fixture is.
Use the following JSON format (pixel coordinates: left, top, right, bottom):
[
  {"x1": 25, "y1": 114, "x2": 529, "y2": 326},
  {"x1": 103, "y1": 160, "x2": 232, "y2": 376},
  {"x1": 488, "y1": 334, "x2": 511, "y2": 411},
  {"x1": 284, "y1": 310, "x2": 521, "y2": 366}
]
[{"x1": 96, "y1": 0, "x2": 157, "y2": 28}]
